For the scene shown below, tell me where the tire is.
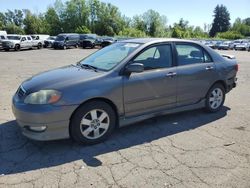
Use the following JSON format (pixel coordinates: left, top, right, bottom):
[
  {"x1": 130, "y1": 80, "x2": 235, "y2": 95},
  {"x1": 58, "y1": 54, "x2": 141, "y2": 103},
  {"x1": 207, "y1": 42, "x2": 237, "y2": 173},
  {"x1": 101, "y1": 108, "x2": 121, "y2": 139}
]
[
  {"x1": 4, "y1": 49, "x2": 9, "y2": 51},
  {"x1": 205, "y1": 83, "x2": 225, "y2": 113},
  {"x1": 70, "y1": 101, "x2": 116, "y2": 144},
  {"x1": 14, "y1": 44, "x2": 20, "y2": 51},
  {"x1": 37, "y1": 43, "x2": 42, "y2": 49}
]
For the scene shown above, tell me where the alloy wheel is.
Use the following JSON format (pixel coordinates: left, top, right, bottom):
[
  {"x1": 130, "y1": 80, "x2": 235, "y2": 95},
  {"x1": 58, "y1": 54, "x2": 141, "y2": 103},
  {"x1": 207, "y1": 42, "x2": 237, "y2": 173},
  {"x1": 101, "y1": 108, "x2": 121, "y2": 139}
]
[
  {"x1": 209, "y1": 88, "x2": 223, "y2": 109},
  {"x1": 80, "y1": 109, "x2": 110, "y2": 139}
]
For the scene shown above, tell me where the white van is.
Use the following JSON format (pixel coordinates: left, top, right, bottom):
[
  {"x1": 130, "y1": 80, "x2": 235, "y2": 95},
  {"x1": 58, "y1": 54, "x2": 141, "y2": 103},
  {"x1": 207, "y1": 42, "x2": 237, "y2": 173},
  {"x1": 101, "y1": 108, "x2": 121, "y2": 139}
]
[{"x1": 0, "y1": 30, "x2": 7, "y2": 36}]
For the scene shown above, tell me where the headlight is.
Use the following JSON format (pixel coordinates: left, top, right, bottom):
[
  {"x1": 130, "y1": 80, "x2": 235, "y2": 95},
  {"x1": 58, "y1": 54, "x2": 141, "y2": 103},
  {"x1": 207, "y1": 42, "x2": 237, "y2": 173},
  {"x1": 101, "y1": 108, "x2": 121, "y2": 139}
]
[{"x1": 24, "y1": 90, "x2": 61, "y2": 104}]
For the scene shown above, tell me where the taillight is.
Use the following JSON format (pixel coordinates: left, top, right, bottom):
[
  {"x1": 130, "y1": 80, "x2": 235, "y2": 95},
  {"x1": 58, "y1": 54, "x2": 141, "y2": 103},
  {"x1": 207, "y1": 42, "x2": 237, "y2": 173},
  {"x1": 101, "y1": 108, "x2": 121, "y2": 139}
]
[{"x1": 235, "y1": 64, "x2": 239, "y2": 72}]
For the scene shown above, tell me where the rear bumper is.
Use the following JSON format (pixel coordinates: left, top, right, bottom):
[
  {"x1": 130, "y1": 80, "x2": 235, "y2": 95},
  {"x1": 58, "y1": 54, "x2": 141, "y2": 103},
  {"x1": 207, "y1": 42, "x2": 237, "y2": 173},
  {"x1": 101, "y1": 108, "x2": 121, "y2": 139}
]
[{"x1": 226, "y1": 77, "x2": 237, "y2": 92}]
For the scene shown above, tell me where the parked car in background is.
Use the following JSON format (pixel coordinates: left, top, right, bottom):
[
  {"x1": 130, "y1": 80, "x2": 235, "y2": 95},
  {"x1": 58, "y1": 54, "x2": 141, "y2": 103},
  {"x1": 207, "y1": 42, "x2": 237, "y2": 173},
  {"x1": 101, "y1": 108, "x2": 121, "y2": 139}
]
[
  {"x1": 0, "y1": 34, "x2": 8, "y2": 50},
  {"x1": 233, "y1": 40, "x2": 243, "y2": 49},
  {"x1": 80, "y1": 34, "x2": 97, "y2": 48},
  {"x1": 53, "y1": 33, "x2": 80, "y2": 49},
  {"x1": 95, "y1": 37, "x2": 103, "y2": 46},
  {"x1": 44, "y1": 36, "x2": 56, "y2": 48},
  {"x1": 235, "y1": 42, "x2": 249, "y2": 51},
  {"x1": 204, "y1": 41, "x2": 215, "y2": 49},
  {"x1": 101, "y1": 37, "x2": 116, "y2": 48},
  {"x1": 218, "y1": 41, "x2": 234, "y2": 50},
  {"x1": 12, "y1": 38, "x2": 238, "y2": 144},
  {"x1": 2, "y1": 35, "x2": 42, "y2": 51},
  {"x1": 31, "y1": 35, "x2": 50, "y2": 49}
]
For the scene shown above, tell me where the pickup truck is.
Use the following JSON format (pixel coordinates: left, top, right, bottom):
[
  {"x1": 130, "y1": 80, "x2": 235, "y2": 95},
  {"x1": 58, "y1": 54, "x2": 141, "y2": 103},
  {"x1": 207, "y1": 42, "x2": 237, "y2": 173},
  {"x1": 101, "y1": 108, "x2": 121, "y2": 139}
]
[
  {"x1": 1, "y1": 35, "x2": 43, "y2": 51},
  {"x1": 0, "y1": 35, "x2": 8, "y2": 50}
]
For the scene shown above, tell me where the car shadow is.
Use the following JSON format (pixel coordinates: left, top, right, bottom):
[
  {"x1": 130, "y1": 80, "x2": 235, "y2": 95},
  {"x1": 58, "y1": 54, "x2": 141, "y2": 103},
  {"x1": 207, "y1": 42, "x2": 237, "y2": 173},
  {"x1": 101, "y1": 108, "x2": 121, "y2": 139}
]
[{"x1": 0, "y1": 107, "x2": 230, "y2": 175}]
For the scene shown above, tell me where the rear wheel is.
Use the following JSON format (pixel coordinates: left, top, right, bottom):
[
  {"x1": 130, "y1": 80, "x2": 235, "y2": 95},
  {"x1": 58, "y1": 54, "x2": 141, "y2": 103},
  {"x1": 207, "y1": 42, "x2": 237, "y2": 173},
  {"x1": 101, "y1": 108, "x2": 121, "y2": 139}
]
[
  {"x1": 37, "y1": 43, "x2": 42, "y2": 49},
  {"x1": 205, "y1": 83, "x2": 225, "y2": 113},
  {"x1": 70, "y1": 101, "x2": 116, "y2": 144}
]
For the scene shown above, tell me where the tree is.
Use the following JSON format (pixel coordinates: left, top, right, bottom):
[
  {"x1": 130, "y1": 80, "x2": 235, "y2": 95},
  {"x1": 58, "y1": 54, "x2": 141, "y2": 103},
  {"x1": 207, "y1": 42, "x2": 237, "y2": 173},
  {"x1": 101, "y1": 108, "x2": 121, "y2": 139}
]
[
  {"x1": 142, "y1": 9, "x2": 167, "y2": 37},
  {"x1": 216, "y1": 31, "x2": 243, "y2": 40},
  {"x1": 0, "y1": 12, "x2": 6, "y2": 29},
  {"x1": 118, "y1": 27, "x2": 146, "y2": 37},
  {"x1": 61, "y1": 0, "x2": 89, "y2": 33},
  {"x1": 23, "y1": 10, "x2": 47, "y2": 34},
  {"x1": 5, "y1": 23, "x2": 24, "y2": 34},
  {"x1": 45, "y1": 7, "x2": 62, "y2": 35},
  {"x1": 75, "y1": 25, "x2": 91, "y2": 33},
  {"x1": 209, "y1": 4, "x2": 231, "y2": 37}
]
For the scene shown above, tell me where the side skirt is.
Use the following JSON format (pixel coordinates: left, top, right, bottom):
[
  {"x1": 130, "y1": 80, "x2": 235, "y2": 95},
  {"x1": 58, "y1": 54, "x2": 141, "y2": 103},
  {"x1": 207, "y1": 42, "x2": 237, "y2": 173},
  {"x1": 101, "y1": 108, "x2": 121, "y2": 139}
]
[{"x1": 119, "y1": 99, "x2": 206, "y2": 127}]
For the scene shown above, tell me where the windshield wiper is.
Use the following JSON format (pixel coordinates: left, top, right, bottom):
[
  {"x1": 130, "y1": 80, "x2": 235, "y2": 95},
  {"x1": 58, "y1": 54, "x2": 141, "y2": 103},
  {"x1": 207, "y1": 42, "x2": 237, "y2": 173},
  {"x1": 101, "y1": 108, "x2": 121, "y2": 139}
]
[{"x1": 77, "y1": 63, "x2": 99, "y2": 72}]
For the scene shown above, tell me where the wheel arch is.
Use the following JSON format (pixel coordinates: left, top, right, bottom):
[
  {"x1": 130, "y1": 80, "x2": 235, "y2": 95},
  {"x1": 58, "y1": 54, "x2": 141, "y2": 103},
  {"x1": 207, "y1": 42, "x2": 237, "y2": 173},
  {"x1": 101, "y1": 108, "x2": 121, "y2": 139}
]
[
  {"x1": 206, "y1": 80, "x2": 227, "y2": 98},
  {"x1": 69, "y1": 97, "x2": 120, "y2": 137}
]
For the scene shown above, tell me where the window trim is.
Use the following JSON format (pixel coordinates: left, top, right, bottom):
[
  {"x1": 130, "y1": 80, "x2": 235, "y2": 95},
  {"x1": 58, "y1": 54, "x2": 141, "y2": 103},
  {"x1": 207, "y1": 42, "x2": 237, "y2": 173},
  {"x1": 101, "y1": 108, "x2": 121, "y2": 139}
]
[
  {"x1": 174, "y1": 42, "x2": 214, "y2": 67},
  {"x1": 129, "y1": 42, "x2": 174, "y2": 72}
]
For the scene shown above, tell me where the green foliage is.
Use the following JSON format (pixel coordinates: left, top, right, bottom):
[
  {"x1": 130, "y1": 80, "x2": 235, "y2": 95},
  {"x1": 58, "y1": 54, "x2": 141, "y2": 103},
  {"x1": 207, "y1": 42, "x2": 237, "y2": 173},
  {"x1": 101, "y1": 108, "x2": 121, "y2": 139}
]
[
  {"x1": 23, "y1": 10, "x2": 47, "y2": 34},
  {"x1": 171, "y1": 19, "x2": 208, "y2": 39},
  {"x1": 209, "y1": 5, "x2": 231, "y2": 37},
  {"x1": 231, "y1": 18, "x2": 250, "y2": 36},
  {"x1": 45, "y1": 7, "x2": 62, "y2": 35},
  {"x1": 0, "y1": 1, "x2": 248, "y2": 40},
  {"x1": 118, "y1": 28, "x2": 146, "y2": 37},
  {"x1": 216, "y1": 31, "x2": 244, "y2": 40},
  {"x1": 5, "y1": 23, "x2": 24, "y2": 34},
  {"x1": 75, "y1": 25, "x2": 91, "y2": 34}
]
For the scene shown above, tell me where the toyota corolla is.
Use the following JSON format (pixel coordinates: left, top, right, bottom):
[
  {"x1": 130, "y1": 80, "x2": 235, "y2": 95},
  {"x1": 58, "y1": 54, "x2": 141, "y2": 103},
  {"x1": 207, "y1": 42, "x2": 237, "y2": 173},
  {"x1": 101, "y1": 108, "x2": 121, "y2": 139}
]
[{"x1": 12, "y1": 38, "x2": 238, "y2": 144}]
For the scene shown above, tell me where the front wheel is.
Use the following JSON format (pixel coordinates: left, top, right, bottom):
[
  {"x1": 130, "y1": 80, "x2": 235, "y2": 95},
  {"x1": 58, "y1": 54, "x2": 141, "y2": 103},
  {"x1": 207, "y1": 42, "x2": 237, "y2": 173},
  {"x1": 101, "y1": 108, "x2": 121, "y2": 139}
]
[
  {"x1": 70, "y1": 101, "x2": 116, "y2": 144},
  {"x1": 14, "y1": 44, "x2": 20, "y2": 51},
  {"x1": 205, "y1": 84, "x2": 225, "y2": 113}
]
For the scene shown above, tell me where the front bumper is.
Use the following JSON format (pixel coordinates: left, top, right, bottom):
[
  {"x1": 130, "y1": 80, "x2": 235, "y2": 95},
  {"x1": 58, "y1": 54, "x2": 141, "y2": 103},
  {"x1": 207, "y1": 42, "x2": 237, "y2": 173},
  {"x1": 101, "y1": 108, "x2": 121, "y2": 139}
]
[
  {"x1": 12, "y1": 95, "x2": 78, "y2": 141},
  {"x1": 235, "y1": 47, "x2": 247, "y2": 50}
]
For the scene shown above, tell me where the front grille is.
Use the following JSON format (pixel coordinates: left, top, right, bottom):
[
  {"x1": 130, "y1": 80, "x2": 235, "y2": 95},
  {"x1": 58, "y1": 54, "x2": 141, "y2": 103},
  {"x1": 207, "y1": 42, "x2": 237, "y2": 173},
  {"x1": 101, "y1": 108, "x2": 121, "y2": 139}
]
[
  {"x1": 2, "y1": 41, "x2": 10, "y2": 47},
  {"x1": 17, "y1": 86, "x2": 26, "y2": 98}
]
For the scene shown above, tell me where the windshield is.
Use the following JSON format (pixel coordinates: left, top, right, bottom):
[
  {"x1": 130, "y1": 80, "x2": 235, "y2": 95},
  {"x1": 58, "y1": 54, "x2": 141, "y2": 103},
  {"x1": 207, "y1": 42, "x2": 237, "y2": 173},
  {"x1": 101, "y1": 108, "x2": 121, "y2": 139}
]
[
  {"x1": 48, "y1": 36, "x2": 56, "y2": 40},
  {"x1": 55, "y1": 35, "x2": 65, "y2": 41},
  {"x1": 7, "y1": 36, "x2": 21, "y2": 40},
  {"x1": 79, "y1": 42, "x2": 141, "y2": 71}
]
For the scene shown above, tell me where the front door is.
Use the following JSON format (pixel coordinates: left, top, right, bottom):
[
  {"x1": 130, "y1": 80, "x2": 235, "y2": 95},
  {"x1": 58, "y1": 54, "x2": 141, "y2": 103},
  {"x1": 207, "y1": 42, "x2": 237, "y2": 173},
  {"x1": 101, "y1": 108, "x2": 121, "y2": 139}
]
[{"x1": 123, "y1": 44, "x2": 177, "y2": 117}]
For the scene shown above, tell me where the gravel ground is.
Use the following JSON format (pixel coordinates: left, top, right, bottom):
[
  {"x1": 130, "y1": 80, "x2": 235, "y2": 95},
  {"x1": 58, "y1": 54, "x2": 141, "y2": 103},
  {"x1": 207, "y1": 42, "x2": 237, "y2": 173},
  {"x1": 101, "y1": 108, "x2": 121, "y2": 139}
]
[{"x1": 0, "y1": 48, "x2": 249, "y2": 188}]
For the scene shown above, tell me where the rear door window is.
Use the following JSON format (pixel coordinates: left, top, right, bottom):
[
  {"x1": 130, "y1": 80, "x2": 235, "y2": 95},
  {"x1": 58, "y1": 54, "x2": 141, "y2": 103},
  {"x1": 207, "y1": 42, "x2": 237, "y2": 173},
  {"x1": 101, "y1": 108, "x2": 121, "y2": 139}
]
[{"x1": 175, "y1": 44, "x2": 212, "y2": 66}]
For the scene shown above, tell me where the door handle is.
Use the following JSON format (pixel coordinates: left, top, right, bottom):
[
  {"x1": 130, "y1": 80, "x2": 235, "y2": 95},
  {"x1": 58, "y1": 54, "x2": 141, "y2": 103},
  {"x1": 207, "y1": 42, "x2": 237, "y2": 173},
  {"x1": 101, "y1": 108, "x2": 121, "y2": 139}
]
[
  {"x1": 206, "y1": 66, "x2": 214, "y2": 71},
  {"x1": 166, "y1": 72, "x2": 177, "y2": 77}
]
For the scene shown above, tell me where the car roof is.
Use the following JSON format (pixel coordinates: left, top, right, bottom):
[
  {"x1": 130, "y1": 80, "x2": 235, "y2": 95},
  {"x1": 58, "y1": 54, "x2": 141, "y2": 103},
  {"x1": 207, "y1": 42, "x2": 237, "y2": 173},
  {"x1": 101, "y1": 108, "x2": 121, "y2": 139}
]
[{"x1": 120, "y1": 38, "x2": 198, "y2": 44}]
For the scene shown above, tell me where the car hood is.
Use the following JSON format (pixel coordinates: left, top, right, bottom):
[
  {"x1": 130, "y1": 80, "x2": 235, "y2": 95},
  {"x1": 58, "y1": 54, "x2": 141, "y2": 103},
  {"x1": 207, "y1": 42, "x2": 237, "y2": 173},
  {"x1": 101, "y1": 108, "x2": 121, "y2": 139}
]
[
  {"x1": 22, "y1": 65, "x2": 103, "y2": 92},
  {"x1": 2, "y1": 40, "x2": 19, "y2": 43}
]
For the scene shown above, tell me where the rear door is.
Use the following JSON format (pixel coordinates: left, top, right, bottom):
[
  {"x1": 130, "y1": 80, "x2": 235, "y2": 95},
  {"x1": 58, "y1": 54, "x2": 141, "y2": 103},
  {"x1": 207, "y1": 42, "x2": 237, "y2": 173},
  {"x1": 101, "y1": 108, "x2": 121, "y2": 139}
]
[
  {"x1": 174, "y1": 42, "x2": 217, "y2": 106},
  {"x1": 123, "y1": 43, "x2": 177, "y2": 117}
]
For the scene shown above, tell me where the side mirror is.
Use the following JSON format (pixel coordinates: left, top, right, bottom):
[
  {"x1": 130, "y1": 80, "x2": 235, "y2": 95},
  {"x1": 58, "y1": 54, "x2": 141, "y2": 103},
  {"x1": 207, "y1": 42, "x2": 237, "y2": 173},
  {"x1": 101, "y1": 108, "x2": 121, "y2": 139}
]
[
  {"x1": 125, "y1": 63, "x2": 144, "y2": 73},
  {"x1": 21, "y1": 38, "x2": 25, "y2": 42}
]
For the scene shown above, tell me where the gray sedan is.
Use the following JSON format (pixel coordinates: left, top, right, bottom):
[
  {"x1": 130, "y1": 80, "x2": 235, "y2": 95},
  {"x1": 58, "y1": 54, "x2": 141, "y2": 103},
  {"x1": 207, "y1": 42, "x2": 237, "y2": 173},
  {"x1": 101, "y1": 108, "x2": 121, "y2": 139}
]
[{"x1": 12, "y1": 38, "x2": 238, "y2": 144}]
